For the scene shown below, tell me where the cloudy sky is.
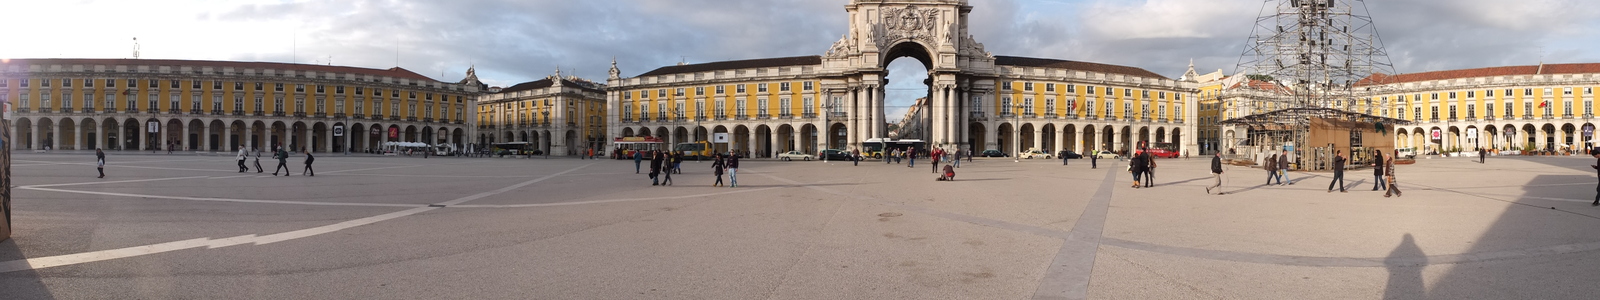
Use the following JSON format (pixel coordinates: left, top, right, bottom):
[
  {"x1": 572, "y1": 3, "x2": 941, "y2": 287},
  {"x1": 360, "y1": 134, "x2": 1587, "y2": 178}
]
[{"x1": 5, "y1": 0, "x2": 1598, "y2": 121}]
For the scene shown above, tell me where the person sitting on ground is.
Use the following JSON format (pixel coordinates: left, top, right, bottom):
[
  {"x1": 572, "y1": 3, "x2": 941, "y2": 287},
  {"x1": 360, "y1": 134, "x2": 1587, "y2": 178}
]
[{"x1": 937, "y1": 164, "x2": 956, "y2": 181}]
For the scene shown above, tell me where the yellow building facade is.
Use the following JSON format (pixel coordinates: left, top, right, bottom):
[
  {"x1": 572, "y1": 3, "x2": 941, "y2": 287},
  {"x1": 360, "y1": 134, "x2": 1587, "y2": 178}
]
[
  {"x1": 1367, "y1": 63, "x2": 1600, "y2": 154},
  {"x1": 475, "y1": 72, "x2": 606, "y2": 156},
  {"x1": 2, "y1": 59, "x2": 480, "y2": 153}
]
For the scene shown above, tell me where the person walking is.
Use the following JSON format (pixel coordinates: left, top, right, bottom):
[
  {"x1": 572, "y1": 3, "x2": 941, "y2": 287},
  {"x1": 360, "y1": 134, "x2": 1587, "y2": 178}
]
[
  {"x1": 931, "y1": 148, "x2": 942, "y2": 173},
  {"x1": 672, "y1": 152, "x2": 683, "y2": 174},
  {"x1": 302, "y1": 150, "x2": 316, "y2": 176},
  {"x1": 1278, "y1": 152, "x2": 1293, "y2": 185},
  {"x1": 1062, "y1": 149, "x2": 1069, "y2": 166},
  {"x1": 660, "y1": 153, "x2": 674, "y2": 186},
  {"x1": 253, "y1": 148, "x2": 264, "y2": 173},
  {"x1": 1371, "y1": 149, "x2": 1387, "y2": 191},
  {"x1": 649, "y1": 151, "x2": 664, "y2": 186},
  {"x1": 1265, "y1": 153, "x2": 1280, "y2": 185},
  {"x1": 236, "y1": 146, "x2": 249, "y2": 172},
  {"x1": 1142, "y1": 149, "x2": 1156, "y2": 187},
  {"x1": 954, "y1": 148, "x2": 962, "y2": 168},
  {"x1": 852, "y1": 149, "x2": 860, "y2": 166},
  {"x1": 1590, "y1": 148, "x2": 1600, "y2": 205},
  {"x1": 272, "y1": 147, "x2": 291, "y2": 176},
  {"x1": 908, "y1": 149, "x2": 917, "y2": 168},
  {"x1": 1385, "y1": 149, "x2": 1402, "y2": 198},
  {"x1": 95, "y1": 148, "x2": 106, "y2": 178},
  {"x1": 712, "y1": 154, "x2": 726, "y2": 187},
  {"x1": 1479, "y1": 147, "x2": 1487, "y2": 164},
  {"x1": 1327, "y1": 150, "x2": 1346, "y2": 193},
  {"x1": 633, "y1": 150, "x2": 643, "y2": 174},
  {"x1": 1129, "y1": 149, "x2": 1146, "y2": 188},
  {"x1": 1207, "y1": 151, "x2": 1225, "y2": 195},
  {"x1": 727, "y1": 153, "x2": 740, "y2": 188}
]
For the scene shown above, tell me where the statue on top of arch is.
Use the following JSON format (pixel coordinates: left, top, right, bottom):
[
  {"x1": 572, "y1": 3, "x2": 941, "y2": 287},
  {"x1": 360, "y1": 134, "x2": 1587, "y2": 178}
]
[{"x1": 824, "y1": 34, "x2": 858, "y2": 58}]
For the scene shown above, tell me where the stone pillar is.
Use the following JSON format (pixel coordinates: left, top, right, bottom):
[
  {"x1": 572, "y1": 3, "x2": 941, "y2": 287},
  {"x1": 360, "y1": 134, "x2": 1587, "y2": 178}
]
[
  {"x1": 1031, "y1": 124, "x2": 1042, "y2": 152},
  {"x1": 1112, "y1": 127, "x2": 1123, "y2": 154},
  {"x1": 983, "y1": 122, "x2": 998, "y2": 152},
  {"x1": 343, "y1": 127, "x2": 351, "y2": 153},
  {"x1": 770, "y1": 129, "x2": 780, "y2": 155},
  {"x1": 324, "y1": 127, "x2": 333, "y2": 153},
  {"x1": 846, "y1": 88, "x2": 859, "y2": 151},
  {"x1": 74, "y1": 121, "x2": 84, "y2": 150}
]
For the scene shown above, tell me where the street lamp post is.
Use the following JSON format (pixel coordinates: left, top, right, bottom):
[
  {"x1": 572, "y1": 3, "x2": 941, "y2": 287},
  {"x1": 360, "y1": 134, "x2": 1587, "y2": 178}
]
[
  {"x1": 542, "y1": 103, "x2": 551, "y2": 158},
  {"x1": 1012, "y1": 103, "x2": 1022, "y2": 163}
]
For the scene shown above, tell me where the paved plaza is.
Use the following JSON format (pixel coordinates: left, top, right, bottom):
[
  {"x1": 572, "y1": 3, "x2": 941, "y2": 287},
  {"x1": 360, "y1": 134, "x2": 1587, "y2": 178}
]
[{"x1": 2, "y1": 152, "x2": 1600, "y2": 299}]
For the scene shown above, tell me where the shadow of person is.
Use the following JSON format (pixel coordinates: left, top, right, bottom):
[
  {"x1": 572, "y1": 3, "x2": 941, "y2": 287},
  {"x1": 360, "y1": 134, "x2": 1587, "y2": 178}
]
[{"x1": 1384, "y1": 233, "x2": 1427, "y2": 300}]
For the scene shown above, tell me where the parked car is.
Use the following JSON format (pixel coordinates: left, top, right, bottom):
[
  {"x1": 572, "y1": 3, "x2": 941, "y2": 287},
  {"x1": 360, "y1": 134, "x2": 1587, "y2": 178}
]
[
  {"x1": 818, "y1": 149, "x2": 854, "y2": 161},
  {"x1": 777, "y1": 151, "x2": 812, "y2": 161},
  {"x1": 1019, "y1": 148, "x2": 1052, "y2": 159},
  {"x1": 1057, "y1": 150, "x2": 1083, "y2": 159},
  {"x1": 1094, "y1": 151, "x2": 1120, "y2": 159},
  {"x1": 980, "y1": 149, "x2": 1007, "y2": 157},
  {"x1": 1146, "y1": 148, "x2": 1180, "y2": 158},
  {"x1": 1397, "y1": 148, "x2": 1418, "y2": 159}
]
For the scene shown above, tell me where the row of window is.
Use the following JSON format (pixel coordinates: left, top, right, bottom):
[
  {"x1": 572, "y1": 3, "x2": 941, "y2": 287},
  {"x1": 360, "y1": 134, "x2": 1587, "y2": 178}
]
[
  {"x1": 1001, "y1": 82, "x2": 1186, "y2": 101},
  {"x1": 994, "y1": 97, "x2": 1184, "y2": 121},
  {"x1": 620, "y1": 82, "x2": 816, "y2": 100},
  {"x1": 2, "y1": 79, "x2": 466, "y2": 104},
  {"x1": 6, "y1": 92, "x2": 462, "y2": 121},
  {"x1": 619, "y1": 97, "x2": 817, "y2": 120},
  {"x1": 1395, "y1": 100, "x2": 1594, "y2": 121}
]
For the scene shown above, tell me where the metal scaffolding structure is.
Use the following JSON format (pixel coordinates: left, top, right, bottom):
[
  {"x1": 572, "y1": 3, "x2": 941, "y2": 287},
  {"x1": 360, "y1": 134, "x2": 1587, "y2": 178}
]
[{"x1": 1225, "y1": 0, "x2": 1398, "y2": 168}]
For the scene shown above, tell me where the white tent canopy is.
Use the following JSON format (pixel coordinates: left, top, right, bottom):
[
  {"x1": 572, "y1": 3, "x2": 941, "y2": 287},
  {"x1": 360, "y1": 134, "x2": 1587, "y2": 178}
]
[{"x1": 383, "y1": 142, "x2": 430, "y2": 148}]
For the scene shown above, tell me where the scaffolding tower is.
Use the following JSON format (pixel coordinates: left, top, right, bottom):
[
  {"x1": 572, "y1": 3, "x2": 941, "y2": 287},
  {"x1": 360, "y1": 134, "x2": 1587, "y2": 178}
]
[{"x1": 1225, "y1": 0, "x2": 1399, "y2": 169}]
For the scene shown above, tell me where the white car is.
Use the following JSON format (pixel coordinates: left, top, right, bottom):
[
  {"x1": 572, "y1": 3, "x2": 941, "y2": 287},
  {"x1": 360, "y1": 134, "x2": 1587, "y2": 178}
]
[
  {"x1": 777, "y1": 151, "x2": 813, "y2": 161},
  {"x1": 1093, "y1": 151, "x2": 1120, "y2": 159},
  {"x1": 1018, "y1": 148, "x2": 1052, "y2": 159}
]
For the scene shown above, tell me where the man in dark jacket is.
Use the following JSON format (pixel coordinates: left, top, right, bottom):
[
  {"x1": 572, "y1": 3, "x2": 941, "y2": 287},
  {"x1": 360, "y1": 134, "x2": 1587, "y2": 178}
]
[
  {"x1": 1328, "y1": 150, "x2": 1346, "y2": 193},
  {"x1": 302, "y1": 150, "x2": 315, "y2": 176},
  {"x1": 1372, "y1": 149, "x2": 1387, "y2": 191},
  {"x1": 1141, "y1": 150, "x2": 1156, "y2": 187},
  {"x1": 1265, "y1": 154, "x2": 1278, "y2": 185},
  {"x1": 272, "y1": 147, "x2": 291, "y2": 176},
  {"x1": 633, "y1": 151, "x2": 643, "y2": 174},
  {"x1": 649, "y1": 151, "x2": 664, "y2": 186},
  {"x1": 726, "y1": 153, "x2": 740, "y2": 188},
  {"x1": 1129, "y1": 150, "x2": 1146, "y2": 188},
  {"x1": 1207, "y1": 152, "x2": 1224, "y2": 195}
]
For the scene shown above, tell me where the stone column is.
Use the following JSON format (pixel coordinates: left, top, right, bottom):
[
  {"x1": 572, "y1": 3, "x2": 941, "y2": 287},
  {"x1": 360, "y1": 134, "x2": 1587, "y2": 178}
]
[
  {"x1": 1112, "y1": 127, "x2": 1123, "y2": 154},
  {"x1": 983, "y1": 122, "x2": 998, "y2": 152},
  {"x1": 74, "y1": 121, "x2": 84, "y2": 150},
  {"x1": 770, "y1": 129, "x2": 780, "y2": 155},
  {"x1": 325, "y1": 127, "x2": 334, "y2": 153},
  {"x1": 846, "y1": 88, "x2": 858, "y2": 151}
]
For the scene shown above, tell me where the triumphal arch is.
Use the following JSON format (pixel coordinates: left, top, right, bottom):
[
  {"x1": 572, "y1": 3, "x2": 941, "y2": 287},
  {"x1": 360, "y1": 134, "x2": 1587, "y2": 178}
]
[{"x1": 607, "y1": 0, "x2": 1197, "y2": 158}]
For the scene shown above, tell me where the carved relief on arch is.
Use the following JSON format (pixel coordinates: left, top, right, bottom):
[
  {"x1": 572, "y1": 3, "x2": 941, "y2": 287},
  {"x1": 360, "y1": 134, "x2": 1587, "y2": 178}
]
[{"x1": 874, "y1": 5, "x2": 942, "y2": 50}]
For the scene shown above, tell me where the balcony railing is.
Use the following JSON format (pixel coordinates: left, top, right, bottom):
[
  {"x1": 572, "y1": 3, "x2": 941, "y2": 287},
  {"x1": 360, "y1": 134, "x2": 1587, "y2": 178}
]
[
  {"x1": 828, "y1": 112, "x2": 848, "y2": 121},
  {"x1": 1044, "y1": 112, "x2": 1057, "y2": 119},
  {"x1": 736, "y1": 114, "x2": 748, "y2": 120},
  {"x1": 803, "y1": 112, "x2": 817, "y2": 118},
  {"x1": 757, "y1": 113, "x2": 771, "y2": 119},
  {"x1": 968, "y1": 111, "x2": 987, "y2": 121}
]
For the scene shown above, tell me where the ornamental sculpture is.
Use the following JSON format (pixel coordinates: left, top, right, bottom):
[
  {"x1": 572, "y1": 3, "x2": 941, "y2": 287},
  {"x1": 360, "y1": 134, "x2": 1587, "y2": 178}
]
[{"x1": 877, "y1": 5, "x2": 941, "y2": 48}]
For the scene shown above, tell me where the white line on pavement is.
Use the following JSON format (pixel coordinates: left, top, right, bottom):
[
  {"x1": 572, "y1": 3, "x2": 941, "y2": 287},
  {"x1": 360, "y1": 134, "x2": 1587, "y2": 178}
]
[
  {"x1": 20, "y1": 176, "x2": 212, "y2": 188},
  {"x1": 0, "y1": 164, "x2": 594, "y2": 274},
  {"x1": 18, "y1": 187, "x2": 423, "y2": 207},
  {"x1": 450, "y1": 187, "x2": 782, "y2": 208}
]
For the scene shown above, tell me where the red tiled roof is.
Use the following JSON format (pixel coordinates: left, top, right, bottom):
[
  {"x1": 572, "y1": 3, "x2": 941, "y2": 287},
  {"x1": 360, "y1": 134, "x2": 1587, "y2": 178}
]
[
  {"x1": 0, "y1": 58, "x2": 441, "y2": 82},
  {"x1": 994, "y1": 56, "x2": 1168, "y2": 79},
  {"x1": 1226, "y1": 79, "x2": 1293, "y2": 94},
  {"x1": 1356, "y1": 63, "x2": 1600, "y2": 86}
]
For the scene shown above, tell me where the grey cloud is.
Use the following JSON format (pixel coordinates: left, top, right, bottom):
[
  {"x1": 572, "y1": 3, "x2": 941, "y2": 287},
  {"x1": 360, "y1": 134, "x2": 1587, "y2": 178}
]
[{"x1": 203, "y1": 0, "x2": 1600, "y2": 88}]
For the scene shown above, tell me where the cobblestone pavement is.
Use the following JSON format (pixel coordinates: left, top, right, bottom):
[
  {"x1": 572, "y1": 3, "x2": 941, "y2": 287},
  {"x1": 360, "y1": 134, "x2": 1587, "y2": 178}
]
[{"x1": 1, "y1": 153, "x2": 1598, "y2": 299}]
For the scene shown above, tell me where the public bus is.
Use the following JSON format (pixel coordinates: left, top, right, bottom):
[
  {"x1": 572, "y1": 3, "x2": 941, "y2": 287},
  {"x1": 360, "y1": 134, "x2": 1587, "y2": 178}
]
[
  {"x1": 490, "y1": 142, "x2": 535, "y2": 156},
  {"x1": 674, "y1": 141, "x2": 714, "y2": 160},
  {"x1": 862, "y1": 138, "x2": 926, "y2": 158},
  {"x1": 613, "y1": 136, "x2": 666, "y2": 159}
]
